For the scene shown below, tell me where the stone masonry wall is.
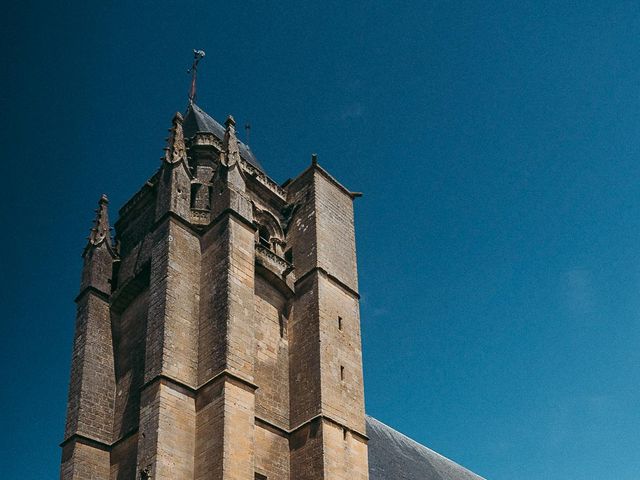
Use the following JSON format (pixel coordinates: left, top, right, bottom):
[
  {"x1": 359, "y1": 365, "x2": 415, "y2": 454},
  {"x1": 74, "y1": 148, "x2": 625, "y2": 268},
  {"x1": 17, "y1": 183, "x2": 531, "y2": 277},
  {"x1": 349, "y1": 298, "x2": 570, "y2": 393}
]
[
  {"x1": 221, "y1": 380, "x2": 256, "y2": 479},
  {"x1": 116, "y1": 189, "x2": 155, "y2": 259},
  {"x1": 136, "y1": 380, "x2": 196, "y2": 479},
  {"x1": 322, "y1": 420, "x2": 369, "y2": 480},
  {"x1": 112, "y1": 289, "x2": 149, "y2": 439},
  {"x1": 255, "y1": 424, "x2": 290, "y2": 479},
  {"x1": 61, "y1": 441, "x2": 111, "y2": 480},
  {"x1": 313, "y1": 169, "x2": 359, "y2": 292},
  {"x1": 289, "y1": 277, "x2": 322, "y2": 428},
  {"x1": 318, "y1": 277, "x2": 366, "y2": 433},
  {"x1": 285, "y1": 169, "x2": 318, "y2": 278},
  {"x1": 254, "y1": 274, "x2": 290, "y2": 427},
  {"x1": 198, "y1": 220, "x2": 228, "y2": 383},
  {"x1": 222, "y1": 218, "x2": 256, "y2": 380},
  {"x1": 64, "y1": 291, "x2": 115, "y2": 443},
  {"x1": 144, "y1": 219, "x2": 200, "y2": 387},
  {"x1": 194, "y1": 379, "x2": 225, "y2": 480},
  {"x1": 109, "y1": 434, "x2": 138, "y2": 480},
  {"x1": 289, "y1": 419, "x2": 325, "y2": 480}
]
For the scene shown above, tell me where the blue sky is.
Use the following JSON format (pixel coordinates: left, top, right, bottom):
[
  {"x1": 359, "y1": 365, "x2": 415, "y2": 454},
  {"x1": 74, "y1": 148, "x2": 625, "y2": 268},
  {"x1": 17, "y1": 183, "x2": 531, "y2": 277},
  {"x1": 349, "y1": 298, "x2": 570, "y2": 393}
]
[{"x1": 2, "y1": 1, "x2": 640, "y2": 478}]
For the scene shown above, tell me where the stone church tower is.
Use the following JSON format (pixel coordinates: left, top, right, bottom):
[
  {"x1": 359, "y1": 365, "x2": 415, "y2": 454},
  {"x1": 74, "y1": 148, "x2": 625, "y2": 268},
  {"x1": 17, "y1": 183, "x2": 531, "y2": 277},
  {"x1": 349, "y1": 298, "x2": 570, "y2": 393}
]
[{"x1": 61, "y1": 100, "x2": 369, "y2": 479}]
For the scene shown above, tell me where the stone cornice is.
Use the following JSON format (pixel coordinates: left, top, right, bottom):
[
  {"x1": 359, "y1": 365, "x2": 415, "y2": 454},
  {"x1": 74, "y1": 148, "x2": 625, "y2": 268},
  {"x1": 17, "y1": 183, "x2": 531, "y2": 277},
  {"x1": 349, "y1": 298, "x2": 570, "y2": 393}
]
[
  {"x1": 255, "y1": 416, "x2": 289, "y2": 438},
  {"x1": 189, "y1": 131, "x2": 223, "y2": 149},
  {"x1": 60, "y1": 433, "x2": 111, "y2": 450},
  {"x1": 152, "y1": 210, "x2": 201, "y2": 237},
  {"x1": 139, "y1": 370, "x2": 259, "y2": 399},
  {"x1": 74, "y1": 285, "x2": 110, "y2": 304},
  {"x1": 117, "y1": 172, "x2": 158, "y2": 219},
  {"x1": 288, "y1": 414, "x2": 368, "y2": 443},
  {"x1": 240, "y1": 159, "x2": 287, "y2": 200},
  {"x1": 197, "y1": 369, "x2": 259, "y2": 393},
  {"x1": 207, "y1": 206, "x2": 257, "y2": 234},
  {"x1": 255, "y1": 414, "x2": 368, "y2": 443},
  {"x1": 295, "y1": 266, "x2": 360, "y2": 299},
  {"x1": 286, "y1": 161, "x2": 362, "y2": 200},
  {"x1": 70, "y1": 411, "x2": 369, "y2": 452}
]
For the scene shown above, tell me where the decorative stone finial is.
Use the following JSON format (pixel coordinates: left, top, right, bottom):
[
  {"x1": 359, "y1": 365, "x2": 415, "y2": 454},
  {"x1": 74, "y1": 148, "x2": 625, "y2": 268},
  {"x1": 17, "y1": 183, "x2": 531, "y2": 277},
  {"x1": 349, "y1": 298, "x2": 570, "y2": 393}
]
[
  {"x1": 88, "y1": 194, "x2": 111, "y2": 247},
  {"x1": 311, "y1": 153, "x2": 318, "y2": 165},
  {"x1": 222, "y1": 115, "x2": 241, "y2": 166},
  {"x1": 164, "y1": 112, "x2": 187, "y2": 164}
]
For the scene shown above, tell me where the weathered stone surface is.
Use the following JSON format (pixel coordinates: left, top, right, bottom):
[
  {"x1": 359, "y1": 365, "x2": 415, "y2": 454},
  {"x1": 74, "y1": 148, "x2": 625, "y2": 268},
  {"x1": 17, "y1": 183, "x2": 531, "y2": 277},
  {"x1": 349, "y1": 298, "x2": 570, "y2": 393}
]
[
  {"x1": 62, "y1": 196, "x2": 117, "y2": 480},
  {"x1": 61, "y1": 441, "x2": 111, "y2": 480},
  {"x1": 255, "y1": 424, "x2": 289, "y2": 479},
  {"x1": 135, "y1": 380, "x2": 196, "y2": 479},
  {"x1": 254, "y1": 275, "x2": 290, "y2": 428}
]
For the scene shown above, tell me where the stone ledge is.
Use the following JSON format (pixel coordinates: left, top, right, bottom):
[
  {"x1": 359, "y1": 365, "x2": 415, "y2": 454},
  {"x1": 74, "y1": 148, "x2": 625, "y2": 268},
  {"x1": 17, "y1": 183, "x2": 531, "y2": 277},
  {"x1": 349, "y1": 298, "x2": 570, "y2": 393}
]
[
  {"x1": 295, "y1": 266, "x2": 360, "y2": 299},
  {"x1": 60, "y1": 433, "x2": 111, "y2": 451},
  {"x1": 255, "y1": 243, "x2": 293, "y2": 278},
  {"x1": 74, "y1": 285, "x2": 110, "y2": 304},
  {"x1": 241, "y1": 159, "x2": 287, "y2": 200}
]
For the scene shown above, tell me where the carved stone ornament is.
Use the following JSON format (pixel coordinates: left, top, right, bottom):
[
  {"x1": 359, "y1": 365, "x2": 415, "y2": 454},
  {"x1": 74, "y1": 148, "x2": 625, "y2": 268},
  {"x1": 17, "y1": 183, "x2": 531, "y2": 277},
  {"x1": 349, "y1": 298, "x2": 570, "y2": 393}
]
[
  {"x1": 221, "y1": 115, "x2": 241, "y2": 167},
  {"x1": 88, "y1": 194, "x2": 111, "y2": 247},
  {"x1": 165, "y1": 112, "x2": 187, "y2": 164}
]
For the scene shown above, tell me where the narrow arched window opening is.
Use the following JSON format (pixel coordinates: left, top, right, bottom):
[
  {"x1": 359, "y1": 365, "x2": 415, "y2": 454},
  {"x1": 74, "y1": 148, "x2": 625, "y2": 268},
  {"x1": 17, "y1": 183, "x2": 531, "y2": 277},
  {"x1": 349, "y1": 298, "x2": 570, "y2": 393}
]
[{"x1": 258, "y1": 225, "x2": 271, "y2": 249}]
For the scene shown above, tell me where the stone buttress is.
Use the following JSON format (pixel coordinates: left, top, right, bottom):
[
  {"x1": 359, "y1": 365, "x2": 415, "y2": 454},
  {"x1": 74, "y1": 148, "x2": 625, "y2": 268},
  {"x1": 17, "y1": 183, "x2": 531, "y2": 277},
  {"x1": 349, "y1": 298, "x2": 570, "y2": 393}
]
[{"x1": 61, "y1": 195, "x2": 117, "y2": 479}]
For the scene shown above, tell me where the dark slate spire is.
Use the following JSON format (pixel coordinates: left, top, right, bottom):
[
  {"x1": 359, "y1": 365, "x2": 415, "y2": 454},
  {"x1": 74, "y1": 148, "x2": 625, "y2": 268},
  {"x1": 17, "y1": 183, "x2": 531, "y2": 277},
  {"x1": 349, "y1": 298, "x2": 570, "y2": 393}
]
[
  {"x1": 182, "y1": 102, "x2": 264, "y2": 172},
  {"x1": 87, "y1": 194, "x2": 112, "y2": 249}
]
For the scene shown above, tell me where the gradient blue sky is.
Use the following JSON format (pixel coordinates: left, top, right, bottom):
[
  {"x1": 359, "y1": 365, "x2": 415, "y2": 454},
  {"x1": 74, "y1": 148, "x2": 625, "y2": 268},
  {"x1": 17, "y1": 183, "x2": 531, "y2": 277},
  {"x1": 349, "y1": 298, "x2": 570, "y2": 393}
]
[{"x1": 2, "y1": 1, "x2": 640, "y2": 478}]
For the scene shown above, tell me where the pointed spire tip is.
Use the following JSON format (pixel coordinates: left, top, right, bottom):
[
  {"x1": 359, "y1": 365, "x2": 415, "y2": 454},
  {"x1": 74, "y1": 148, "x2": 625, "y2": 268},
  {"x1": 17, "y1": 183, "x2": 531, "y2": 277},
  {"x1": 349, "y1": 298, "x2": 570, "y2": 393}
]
[
  {"x1": 88, "y1": 193, "x2": 112, "y2": 247},
  {"x1": 221, "y1": 114, "x2": 240, "y2": 167},
  {"x1": 164, "y1": 111, "x2": 187, "y2": 164}
]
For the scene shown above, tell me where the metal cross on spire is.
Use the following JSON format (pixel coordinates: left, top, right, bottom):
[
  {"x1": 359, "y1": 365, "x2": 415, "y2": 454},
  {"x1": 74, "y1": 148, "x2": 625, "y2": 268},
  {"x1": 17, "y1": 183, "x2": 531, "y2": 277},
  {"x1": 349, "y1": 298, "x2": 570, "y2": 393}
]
[{"x1": 187, "y1": 49, "x2": 206, "y2": 104}]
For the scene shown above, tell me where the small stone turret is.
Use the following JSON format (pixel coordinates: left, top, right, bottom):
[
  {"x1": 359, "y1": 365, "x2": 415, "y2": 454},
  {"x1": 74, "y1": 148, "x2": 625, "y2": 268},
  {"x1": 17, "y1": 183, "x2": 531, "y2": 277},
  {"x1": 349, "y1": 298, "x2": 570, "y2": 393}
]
[
  {"x1": 80, "y1": 194, "x2": 116, "y2": 294},
  {"x1": 210, "y1": 115, "x2": 252, "y2": 220},
  {"x1": 61, "y1": 195, "x2": 117, "y2": 480},
  {"x1": 155, "y1": 112, "x2": 192, "y2": 221}
]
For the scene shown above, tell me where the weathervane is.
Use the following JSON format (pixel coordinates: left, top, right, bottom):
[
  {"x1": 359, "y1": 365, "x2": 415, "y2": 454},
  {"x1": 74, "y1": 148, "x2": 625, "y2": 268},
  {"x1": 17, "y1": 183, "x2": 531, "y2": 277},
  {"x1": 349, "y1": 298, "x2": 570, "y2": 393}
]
[{"x1": 187, "y1": 49, "x2": 206, "y2": 104}]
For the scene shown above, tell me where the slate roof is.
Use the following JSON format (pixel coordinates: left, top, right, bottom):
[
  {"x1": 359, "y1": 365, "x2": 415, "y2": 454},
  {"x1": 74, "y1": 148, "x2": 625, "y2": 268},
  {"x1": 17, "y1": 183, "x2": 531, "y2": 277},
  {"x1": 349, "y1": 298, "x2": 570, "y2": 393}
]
[
  {"x1": 183, "y1": 103, "x2": 264, "y2": 172},
  {"x1": 367, "y1": 416, "x2": 485, "y2": 480}
]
